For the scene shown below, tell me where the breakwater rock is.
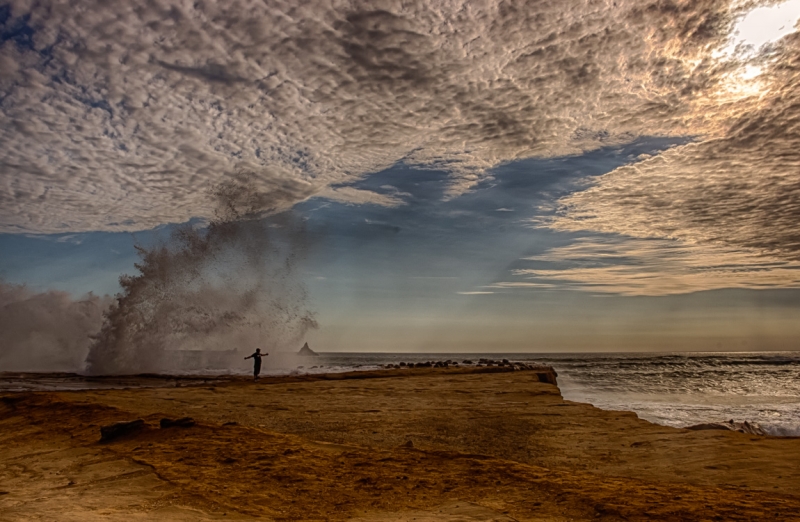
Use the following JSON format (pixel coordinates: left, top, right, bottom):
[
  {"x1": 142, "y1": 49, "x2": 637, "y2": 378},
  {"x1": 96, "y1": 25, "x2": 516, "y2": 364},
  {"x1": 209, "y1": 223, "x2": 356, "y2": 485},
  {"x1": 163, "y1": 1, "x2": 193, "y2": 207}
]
[
  {"x1": 381, "y1": 359, "x2": 558, "y2": 386},
  {"x1": 686, "y1": 419, "x2": 767, "y2": 436}
]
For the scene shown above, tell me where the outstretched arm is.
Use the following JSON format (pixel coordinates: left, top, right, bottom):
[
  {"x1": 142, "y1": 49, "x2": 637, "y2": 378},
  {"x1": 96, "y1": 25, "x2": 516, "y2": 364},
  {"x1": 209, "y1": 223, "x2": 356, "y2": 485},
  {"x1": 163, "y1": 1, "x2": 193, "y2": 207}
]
[{"x1": 244, "y1": 355, "x2": 252, "y2": 360}]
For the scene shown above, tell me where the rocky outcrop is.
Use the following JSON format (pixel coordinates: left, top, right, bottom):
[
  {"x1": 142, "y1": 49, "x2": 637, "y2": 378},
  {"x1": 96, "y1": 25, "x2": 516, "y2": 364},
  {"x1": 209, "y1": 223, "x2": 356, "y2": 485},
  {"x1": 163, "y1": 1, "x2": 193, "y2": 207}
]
[
  {"x1": 160, "y1": 417, "x2": 195, "y2": 428},
  {"x1": 686, "y1": 419, "x2": 767, "y2": 436},
  {"x1": 533, "y1": 369, "x2": 558, "y2": 386},
  {"x1": 298, "y1": 342, "x2": 319, "y2": 356}
]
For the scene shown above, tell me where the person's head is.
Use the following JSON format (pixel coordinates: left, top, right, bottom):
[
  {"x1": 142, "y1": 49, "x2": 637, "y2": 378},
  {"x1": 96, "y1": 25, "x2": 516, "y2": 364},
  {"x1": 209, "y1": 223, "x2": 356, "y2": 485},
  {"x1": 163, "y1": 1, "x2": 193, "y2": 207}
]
[{"x1": 255, "y1": 348, "x2": 261, "y2": 353}]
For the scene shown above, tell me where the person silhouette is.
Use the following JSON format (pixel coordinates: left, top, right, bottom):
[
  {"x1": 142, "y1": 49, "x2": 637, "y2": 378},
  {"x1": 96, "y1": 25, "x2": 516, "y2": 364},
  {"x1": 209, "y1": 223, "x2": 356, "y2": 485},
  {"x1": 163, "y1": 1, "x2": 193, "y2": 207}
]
[{"x1": 244, "y1": 348, "x2": 268, "y2": 381}]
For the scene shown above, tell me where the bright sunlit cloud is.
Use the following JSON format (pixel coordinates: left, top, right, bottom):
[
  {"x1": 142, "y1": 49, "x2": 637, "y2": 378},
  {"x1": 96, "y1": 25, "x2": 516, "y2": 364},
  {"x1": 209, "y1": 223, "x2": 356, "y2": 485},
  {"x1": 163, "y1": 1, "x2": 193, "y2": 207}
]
[
  {"x1": 2, "y1": 0, "x2": 788, "y2": 234},
  {"x1": 713, "y1": 0, "x2": 800, "y2": 96},
  {"x1": 724, "y1": 0, "x2": 800, "y2": 57}
]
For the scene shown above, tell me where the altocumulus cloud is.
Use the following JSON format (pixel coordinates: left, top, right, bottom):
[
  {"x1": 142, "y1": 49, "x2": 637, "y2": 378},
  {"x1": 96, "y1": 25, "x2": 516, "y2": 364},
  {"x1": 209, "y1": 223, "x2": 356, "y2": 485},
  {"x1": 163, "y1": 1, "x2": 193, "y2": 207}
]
[
  {"x1": 1, "y1": 0, "x2": 747, "y2": 234},
  {"x1": 539, "y1": 17, "x2": 800, "y2": 294},
  {"x1": 511, "y1": 237, "x2": 800, "y2": 296}
]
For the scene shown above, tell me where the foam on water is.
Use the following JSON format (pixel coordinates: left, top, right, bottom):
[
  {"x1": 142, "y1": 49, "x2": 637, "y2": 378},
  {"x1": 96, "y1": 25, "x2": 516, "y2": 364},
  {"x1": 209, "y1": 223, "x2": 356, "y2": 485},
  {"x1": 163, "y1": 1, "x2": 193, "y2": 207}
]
[{"x1": 534, "y1": 352, "x2": 800, "y2": 437}]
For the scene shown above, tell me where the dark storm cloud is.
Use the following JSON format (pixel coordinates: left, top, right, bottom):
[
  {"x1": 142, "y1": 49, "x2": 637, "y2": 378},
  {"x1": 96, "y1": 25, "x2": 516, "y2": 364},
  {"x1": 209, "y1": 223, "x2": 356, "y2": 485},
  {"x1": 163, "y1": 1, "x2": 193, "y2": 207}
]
[{"x1": 0, "y1": 0, "x2": 745, "y2": 233}]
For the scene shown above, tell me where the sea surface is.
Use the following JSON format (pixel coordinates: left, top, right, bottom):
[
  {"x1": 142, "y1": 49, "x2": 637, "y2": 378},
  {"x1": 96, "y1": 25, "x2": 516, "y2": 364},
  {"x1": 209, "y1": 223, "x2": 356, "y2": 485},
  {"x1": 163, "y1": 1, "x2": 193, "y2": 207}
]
[{"x1": 3, "y1": 351, "x2": 799, "y2": 436}]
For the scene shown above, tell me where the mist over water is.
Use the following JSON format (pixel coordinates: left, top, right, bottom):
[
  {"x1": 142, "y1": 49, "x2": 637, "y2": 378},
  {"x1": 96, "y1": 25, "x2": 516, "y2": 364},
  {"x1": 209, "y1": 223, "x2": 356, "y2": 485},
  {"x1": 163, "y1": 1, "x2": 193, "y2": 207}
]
[
  {"x1": 0, "y1": 283, "x2": 111, "y2": 372},
  {"x1": 85, "y1": 179, "x2": 317, "y2": 375},
  {"x1": 0, "y1": 178, "x2": 317, "y2": 375}
]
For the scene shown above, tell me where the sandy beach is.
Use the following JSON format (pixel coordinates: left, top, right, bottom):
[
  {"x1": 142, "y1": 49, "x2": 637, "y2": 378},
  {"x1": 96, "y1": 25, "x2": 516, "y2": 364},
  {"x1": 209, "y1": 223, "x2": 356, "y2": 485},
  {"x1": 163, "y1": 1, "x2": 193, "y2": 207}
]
[{"x1": 2, "y1": 366, "x2": 800, "y2": 521}]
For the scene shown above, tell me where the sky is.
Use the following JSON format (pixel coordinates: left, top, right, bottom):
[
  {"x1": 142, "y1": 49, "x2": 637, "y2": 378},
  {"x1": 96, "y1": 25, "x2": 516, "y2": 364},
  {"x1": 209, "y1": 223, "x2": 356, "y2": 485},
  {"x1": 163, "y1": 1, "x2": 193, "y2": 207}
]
[{"x1": 2, "y1": 0, "x2": 800, "y2": 358}]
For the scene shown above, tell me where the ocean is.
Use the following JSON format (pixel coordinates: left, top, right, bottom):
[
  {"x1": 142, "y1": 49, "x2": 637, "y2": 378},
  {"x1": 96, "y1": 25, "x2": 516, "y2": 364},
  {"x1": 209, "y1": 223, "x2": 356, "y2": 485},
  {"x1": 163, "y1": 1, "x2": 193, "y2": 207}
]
[{"x1": 3, "y1": 351, "x2": 798, "y2": 436}]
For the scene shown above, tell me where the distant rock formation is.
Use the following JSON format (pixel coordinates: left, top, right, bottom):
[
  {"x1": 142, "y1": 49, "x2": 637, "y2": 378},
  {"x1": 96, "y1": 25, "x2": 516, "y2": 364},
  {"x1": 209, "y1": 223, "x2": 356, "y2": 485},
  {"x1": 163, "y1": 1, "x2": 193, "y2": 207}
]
[
  {"x1": 298, "y1": 342, "x2": 318, "y2": 356},
  {"x1": 686, "y1": 419, "x2": 767, "y2": 436}
]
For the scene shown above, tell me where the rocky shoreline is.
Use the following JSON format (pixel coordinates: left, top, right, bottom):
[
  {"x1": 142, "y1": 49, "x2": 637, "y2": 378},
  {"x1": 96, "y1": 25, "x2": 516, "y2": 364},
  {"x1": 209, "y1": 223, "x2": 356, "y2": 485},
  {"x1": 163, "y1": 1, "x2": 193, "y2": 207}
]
[{"x1": 3, "y1": 367, "x2": 800, "y2": 520}]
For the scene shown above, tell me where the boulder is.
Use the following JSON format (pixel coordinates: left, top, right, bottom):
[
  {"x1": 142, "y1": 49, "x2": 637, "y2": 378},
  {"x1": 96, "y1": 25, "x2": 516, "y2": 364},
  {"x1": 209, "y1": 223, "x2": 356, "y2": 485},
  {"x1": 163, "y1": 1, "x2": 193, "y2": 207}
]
[
  {"x1": 100, "y1": 419, "x2": 145, "y2": 442},
  {"x1": 534, "y1": 370, "x2": 558, "y2": 386},
  {"x1": 160, "y1": 417, "x2": 196, "y2": 428},
  {"x1": 686, "y1": 419, "x2": 767, "y2": 436}
]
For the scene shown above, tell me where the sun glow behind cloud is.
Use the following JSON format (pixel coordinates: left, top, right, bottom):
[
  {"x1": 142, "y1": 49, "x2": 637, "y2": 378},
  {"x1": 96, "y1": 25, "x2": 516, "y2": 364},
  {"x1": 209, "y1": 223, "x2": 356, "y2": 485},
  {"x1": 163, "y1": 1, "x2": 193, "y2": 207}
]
[
  {"x1": 538, "y1": 0, "x2": 800, "y2": 296},
  {"x1": 2, "y1": 0, "x2": 800, "y2": 302},
  {"x1": 723, "y1": 0, "x2": 800, "y2": 57},
  {"x1": 0, "y1": 0, "x2": 778, "y2": 234},
  {"x1": 715, "y1": 0, "x2": 800, "y2": 97}
]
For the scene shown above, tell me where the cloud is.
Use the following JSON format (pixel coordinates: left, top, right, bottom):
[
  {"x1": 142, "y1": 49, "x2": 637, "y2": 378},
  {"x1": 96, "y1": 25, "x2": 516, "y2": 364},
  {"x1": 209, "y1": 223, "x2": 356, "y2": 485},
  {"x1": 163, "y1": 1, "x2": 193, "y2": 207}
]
[
  {"x1": 507, "y1": 236, "x2": 800, "y2": 296},
  {"x1": 55, "y1": 234, "x2": 82, "y2": 244},
  {"x1": 552, "y1": 111, "x2": 800, "y2": 260},
  {"x1": 549, "y1": 8, "x2": 800, "y2": 272},
  {"x1": 486, "y1": 282, "x2": 558, "y2": 289},
  {"x1": 318, "y1": 186, "x2": 407, "y2": 207},
  {"x1": 0, "y1": 0, "x2": 756, "y2": 233},
  {"x1": 456, "y1": 291, "x2": 494, "y2": 295}
]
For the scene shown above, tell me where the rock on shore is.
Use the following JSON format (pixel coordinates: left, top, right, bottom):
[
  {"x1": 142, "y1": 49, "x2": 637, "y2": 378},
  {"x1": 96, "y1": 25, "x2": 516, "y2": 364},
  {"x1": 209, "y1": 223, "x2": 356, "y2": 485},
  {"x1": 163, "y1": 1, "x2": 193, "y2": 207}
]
[{"x1": 686, "y1": 419, "x2": 767, "y2": 436}]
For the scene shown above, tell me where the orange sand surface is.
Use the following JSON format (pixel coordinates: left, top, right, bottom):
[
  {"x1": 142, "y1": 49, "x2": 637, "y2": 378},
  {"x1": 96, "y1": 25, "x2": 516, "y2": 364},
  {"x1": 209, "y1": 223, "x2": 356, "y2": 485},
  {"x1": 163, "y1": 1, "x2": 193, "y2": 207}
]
[{"x1": 2, "y1": 367, "x2": 800, "y2": 521}]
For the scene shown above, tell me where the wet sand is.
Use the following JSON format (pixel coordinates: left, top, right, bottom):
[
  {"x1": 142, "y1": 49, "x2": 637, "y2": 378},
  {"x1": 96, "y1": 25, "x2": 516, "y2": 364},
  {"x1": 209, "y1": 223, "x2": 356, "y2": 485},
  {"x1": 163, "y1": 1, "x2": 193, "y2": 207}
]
[{"x1": 2, "y1": 367, "x2": 800, "y2": 521}]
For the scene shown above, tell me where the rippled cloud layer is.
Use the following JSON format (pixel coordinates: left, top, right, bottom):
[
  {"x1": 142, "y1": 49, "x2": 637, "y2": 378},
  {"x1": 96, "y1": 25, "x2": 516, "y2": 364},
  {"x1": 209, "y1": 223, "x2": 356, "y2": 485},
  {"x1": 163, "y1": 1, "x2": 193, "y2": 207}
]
[
  {"x1": 532, "y1": 1, "x2": 800, "y2": 294},
  {"x1": 2, "y1": 0, "x2": 748, "y2": 233},
  {"x1": 506, "y1": 236, "x2": 800, "y2": 296}
]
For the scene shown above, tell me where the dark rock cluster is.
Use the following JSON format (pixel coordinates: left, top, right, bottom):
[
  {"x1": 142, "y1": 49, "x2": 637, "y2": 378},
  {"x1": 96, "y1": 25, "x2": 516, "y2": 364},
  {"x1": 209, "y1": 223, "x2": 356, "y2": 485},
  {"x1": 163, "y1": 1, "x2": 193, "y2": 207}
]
[
  {"x1": 383, "y1": 358, "x2": 548, "y2": 372},
  {"x1": 686, "y1": 419, "x2": 767, "y2": 436},
  {"x1": 100, "y1": 416, "x2": 197, "y2": 441},
  {"x1": 99, "y1": 419, "x2": 145, "y2": 442},
  {"x1": 160, "y1": 417, "x2": 196, "y2": 428}
]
